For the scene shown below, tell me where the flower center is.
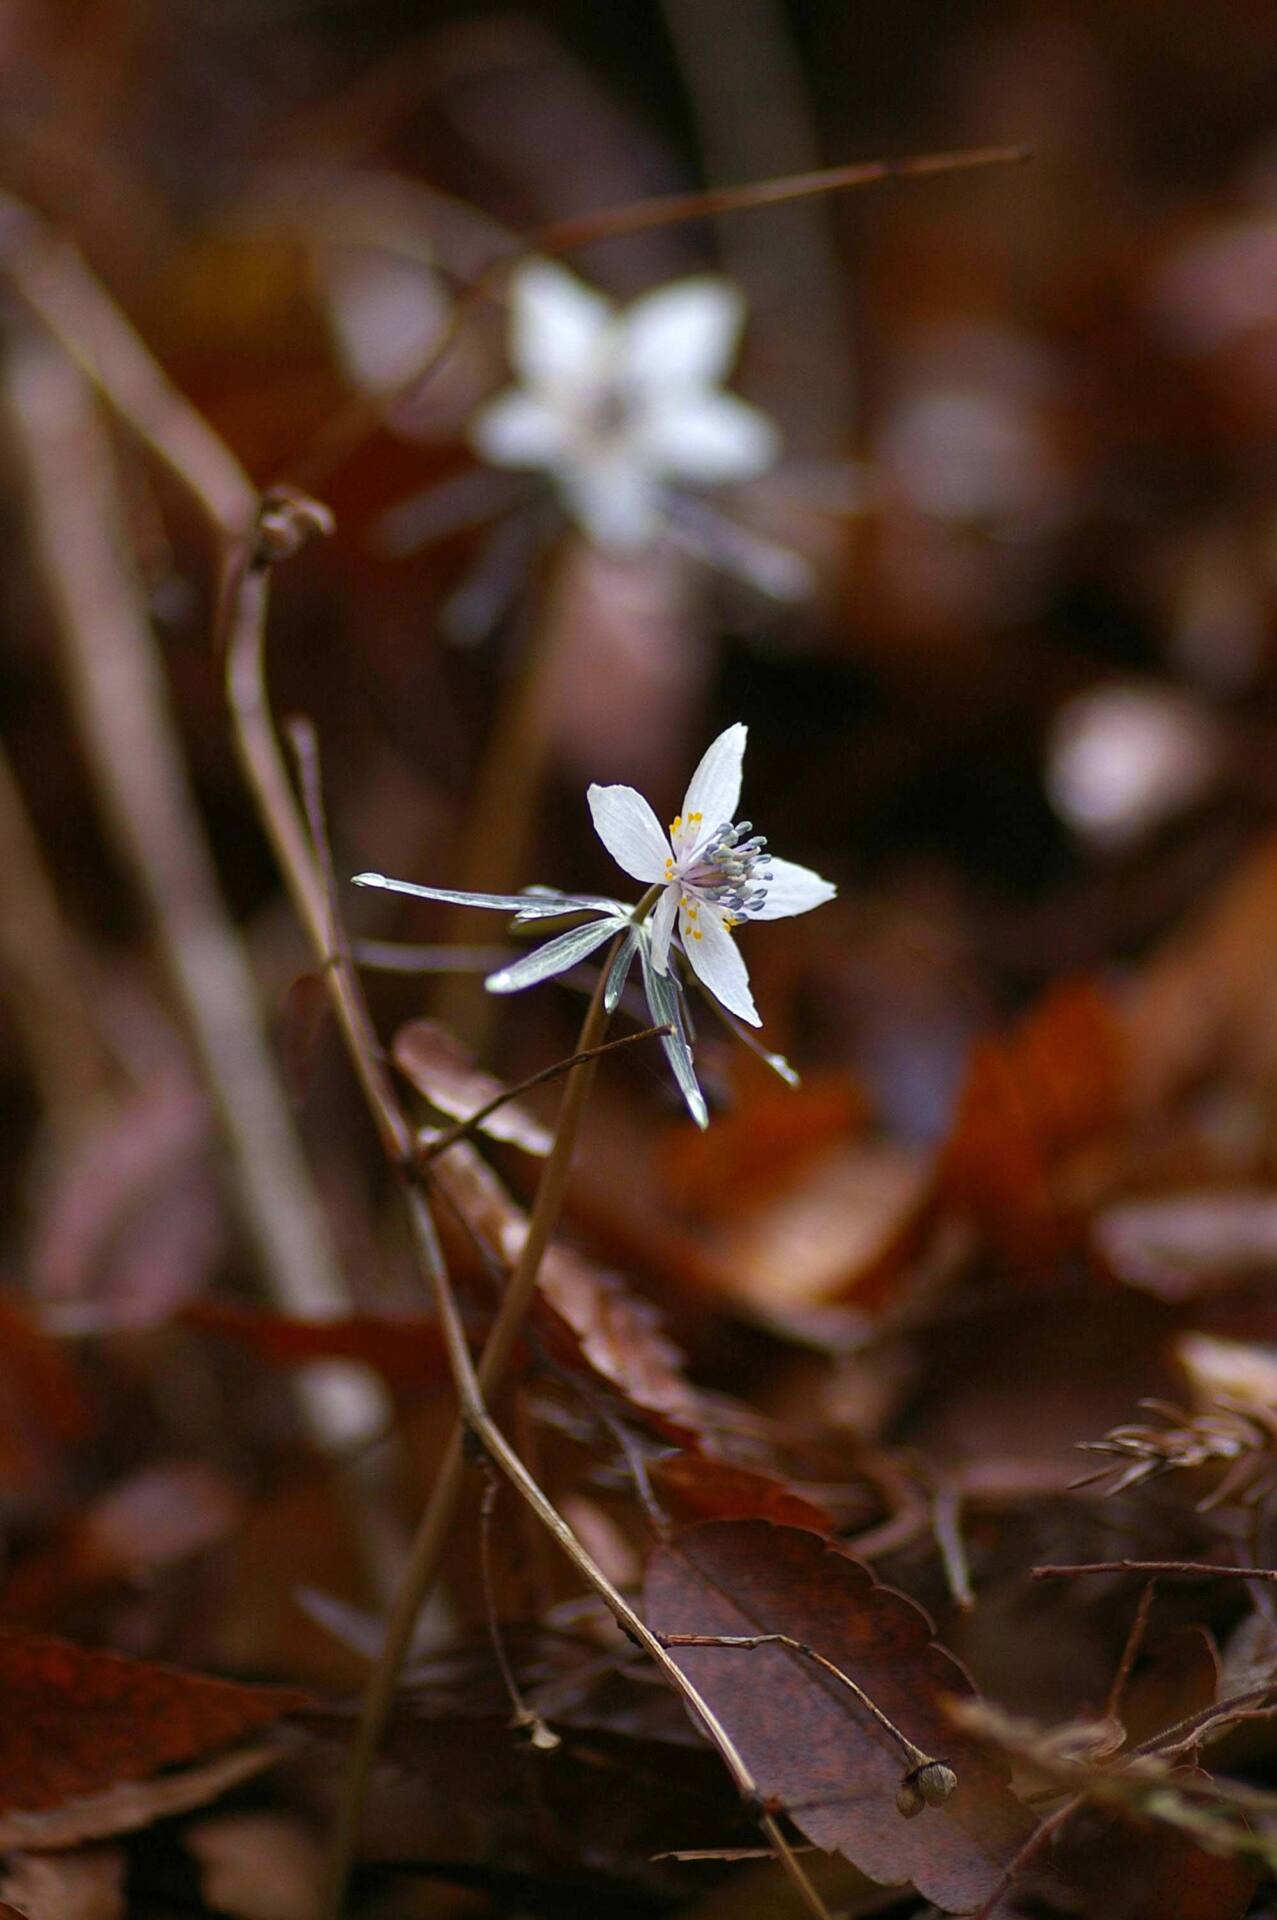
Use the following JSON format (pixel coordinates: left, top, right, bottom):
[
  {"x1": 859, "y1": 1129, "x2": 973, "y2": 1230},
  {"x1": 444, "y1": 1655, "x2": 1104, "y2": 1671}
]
[{"x1": 675, "y1": 818, "x2": 774, "y2": 920}]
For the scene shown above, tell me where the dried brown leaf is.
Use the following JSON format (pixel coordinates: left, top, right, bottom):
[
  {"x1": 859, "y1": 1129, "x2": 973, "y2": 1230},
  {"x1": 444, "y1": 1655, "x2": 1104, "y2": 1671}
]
[
  {"x1": 644, "y1": 1519, "x2": 1033, "y2": 1909},
  {"x1": 392, "y1": 1017, "x2": 552, "y2": 1154},
  {"x1": 0, "y1": 1848, "x2": 125, "y2": 1920},
  {"x1": 0, "y1": 1746, "x2": 278, "y2": 1852}
]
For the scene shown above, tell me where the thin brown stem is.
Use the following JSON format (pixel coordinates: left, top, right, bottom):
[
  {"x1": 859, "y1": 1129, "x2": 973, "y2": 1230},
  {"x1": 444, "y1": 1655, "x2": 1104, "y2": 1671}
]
[
  {"x1": 1033, "y1": 1561, "x2": 1277, "y2": 1583},
  {"x1": 392, "y1": 1186, "x2": 833, "y2": 1920},
  {"x1": 433, "y1": 535, "x2": 580, "y2": 1047},
  {"x1": 321, "y1": 939, "x2": 624, "y2": 1912},
  {"x1": 0, "y1": 735, "x2": 112, "y2": 1135},
  {"x1": 0, "y1": 328, "x2": 357, "y2": 1343},
  {"x1": 419, "y1": 1022, "x2": 670, "y2": 1159},
  {"x1": 0, "y1": 196, "x2": 254, "y2": 536},
  {"x1": 477, "y1": 1469, "x2": 558, "y2": 1748},
  {"x1": 1106, "y1": 1580, "x2": 1158, "y2": 1724},
  {"x1": 221, "y1": 516, "x2": 413, "y2": 1170}
]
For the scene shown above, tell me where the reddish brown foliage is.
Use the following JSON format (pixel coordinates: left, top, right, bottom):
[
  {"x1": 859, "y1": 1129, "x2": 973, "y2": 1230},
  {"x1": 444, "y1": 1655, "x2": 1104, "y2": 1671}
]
[
  {"x1": 937, "y1": 979, "x2": 1128, "y2": 1262},
  {"x1": 650, "y1": 1453, "x2": 837, "y2": 1534},
  {"x1": 181, "y1": 1299, "x2": 452, "y2": 1392},
  {"x1": 0, "y1": 1634, "x2": 305, "y2": 1815}
]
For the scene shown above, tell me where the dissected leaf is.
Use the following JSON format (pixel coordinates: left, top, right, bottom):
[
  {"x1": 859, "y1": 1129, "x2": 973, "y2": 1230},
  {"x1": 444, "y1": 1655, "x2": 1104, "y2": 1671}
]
[
  {"x1": 0, "y1": 1633, "x2": 304, "y2": 1818},
  {"x1": 392, "y1": 1016, "x2": 552, "y2": 1154},
  {"x1": 644, "y1": 1519, "x2": 1034, "y2": 1908}
]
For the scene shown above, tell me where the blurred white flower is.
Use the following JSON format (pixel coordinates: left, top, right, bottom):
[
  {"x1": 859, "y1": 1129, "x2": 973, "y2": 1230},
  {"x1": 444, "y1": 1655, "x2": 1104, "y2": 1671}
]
[
  {"x1": 468, "y1": 260, "x2": 781, "y2": 553},
  {"x1": 353, "y1": 723, "x2": 834, "y2": 1126},
  {"x1": 587, "y1": 722, "x2": 835, "y2": 1028},
  {"x1": 1046, "y1": 681, "x2": 1221, "y2": 852}
]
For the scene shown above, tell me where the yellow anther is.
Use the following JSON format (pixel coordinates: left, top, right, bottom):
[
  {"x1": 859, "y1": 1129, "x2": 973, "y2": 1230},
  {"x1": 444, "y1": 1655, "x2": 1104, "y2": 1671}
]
[
  {"x1": 689, "y1": 811, "x2": 702, "y2": 822},
  {"x1": 691, "y1": 929, "x2": 703, "y2": 940},
  {"x1": 670, "y1": 814, "x2": 682, "y2": 836}
]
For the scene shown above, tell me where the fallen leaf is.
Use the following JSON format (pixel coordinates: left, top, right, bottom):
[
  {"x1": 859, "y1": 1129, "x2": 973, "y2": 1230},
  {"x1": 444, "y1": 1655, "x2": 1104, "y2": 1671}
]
[
  {"x1": 0, "y1": 1463, "x2": 241, "y2": 1628},
  {"x1": 1095, "y1": 1191, "x2": 1277, "y2": 1299},
  {"x1": 0, "y1": 1746, "x2": 278, "y2": 1852},
  {"x1": 644, "y1": 1519, "x2": 1033, "y2": 1909},
  {"x1": 937, "y1": 978, "x2": 1127, "y2": 1262},
  {"x1": 0, "y1": 1294, "x2": 90, "y2": 1490},
  {"x1": 650, "y1": 1454, "x2": 837, "y2": 1534},
  {"x1": 0, "y1": 1633, "x2": 304, "y2": 1818},
  {"x1": 185, "y1": 1811, "x2": 323, "y2": 1920},
  {"x1": 393, "y1": 1017, "x2": 552, "y2": 1154},
  {"x1": 0, "y1": 1847, "x2": 125, "y2": 1920},
  {"x1": 429, "y1": 1142, "x2": 707, "y2": 1436},
  {"x1": 181, "y1": 1300, "x2": 451, "y2": 1393},
  {"x1": 655, "y1": 1072, "x2": 868, "y2": 1221}
]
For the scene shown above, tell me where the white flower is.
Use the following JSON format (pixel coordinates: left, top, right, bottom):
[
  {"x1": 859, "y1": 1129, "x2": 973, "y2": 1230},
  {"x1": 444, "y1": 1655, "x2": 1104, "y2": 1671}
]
[
  {"x1": 468, "y1": 260, "x2": 781, "y2": 553},
  {"x1": 352, "y1": 723, "x2": 833, "y2": 1127},
  {"x1": 586, "y1": 722, "x2": 835, "y2": 1028}
]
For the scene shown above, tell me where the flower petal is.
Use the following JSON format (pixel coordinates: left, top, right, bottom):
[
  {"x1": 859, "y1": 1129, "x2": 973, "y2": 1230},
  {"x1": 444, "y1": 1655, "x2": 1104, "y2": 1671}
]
[
  {"x1": 749, "y1": 855, "x2": 837, "y2": 921},
  {"x1": 507, "y1": 259, "x2": 614, "y2": 392},
  {"x1": 620, "y1": 277, "x2": 745, "y2": 391},
  {"x1": 639, "y1": 935, "x2": 709, "y2": 1128},
  {"x1": 587, "y1": 784, "x2": 671, "y2": 883},
  {"x1": 485, "y1": 916, "x2": 625, "y2": 994},
  {"x1": 469, "y1": 390, "x2": 569, "y2": 470},
  {"x1": 648, "y1": 882, "x2": 679, "y2": 974},
  {"x1": 636, "y1": 391, "x2": 780, "y2": 484},
  {"x1": 680, "y1": 723, "x2": 747, "y2": 845},
  {"x1": 683, "y1": 907, "x2": 760, "y2": 1026},
  {"x1": 560, "y1": 454, "x2": 663, "y2": 551}
]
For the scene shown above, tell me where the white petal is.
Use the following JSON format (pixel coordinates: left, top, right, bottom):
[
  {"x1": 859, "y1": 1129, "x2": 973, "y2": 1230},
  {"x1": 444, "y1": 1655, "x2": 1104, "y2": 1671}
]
[
  {"x1": 587, "y1": 783, "x2": 671, "y2": 883},
  {"x1": 635, "y1": 392, "x2": 780, "y2": 484},
  {"x1": 620, "y1": 277, "x2": 745, "y2": 391},
  {"x1": 560, "y1": 454, "x2": 663, "y2": 551},
  {"x1": 469, "y1": 390, "x2": 569, "y2": 470},
  {"x1": 508, "y1": 259, "x2": 614, "y2": 393},
  {"x1": 648, "y1": 883, "x2": 679, "y2": 974},
  {"x1": 485, "y1": 917, "x2": 624, "y2": 994},
  {"x1": 684, "y1": 907, "x2": 760, "y2": 1025},
  {"x1": 680, "y1": 723, "x2": 746, "y2": 845},
  {"x1": 750, "y1": 855, "x2": 837, "y2": 921}
]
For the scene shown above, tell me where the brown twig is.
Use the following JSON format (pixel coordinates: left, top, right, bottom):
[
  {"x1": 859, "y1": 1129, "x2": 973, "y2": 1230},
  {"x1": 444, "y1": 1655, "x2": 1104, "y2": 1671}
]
[
  {"x1": 0, "y1": 735, "x2": 112, "y2": 1135},
  {"x1": 1105, "y1": 1580, "x2": 1158, "y2": 1724},
  {"x1": 1033, "y1": 1560, "x2": 1277, "y2": 1583},
  {"x1": 222, "y1": 511, "x2": 413, "y2": 1170},
  {"x1": 0, "y1": 195, "x2": 254, "y2": 537},
  {"x1": 0, "y1": 330, "x2": 361, "y2": 1352},
  {"x1": 389, "y1": 1184, "x2": 834, "y2": 1920}
]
